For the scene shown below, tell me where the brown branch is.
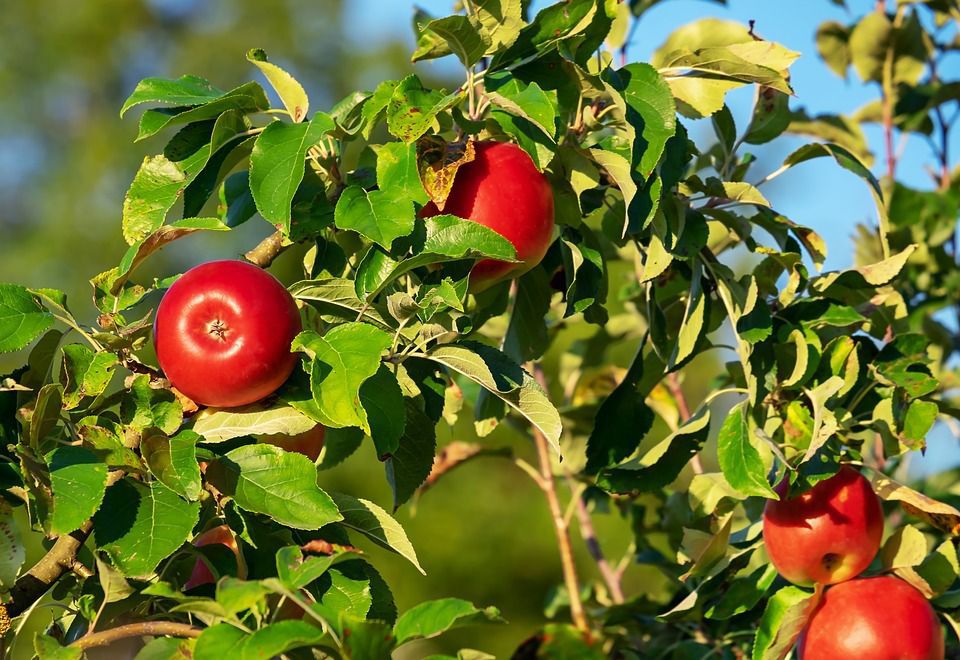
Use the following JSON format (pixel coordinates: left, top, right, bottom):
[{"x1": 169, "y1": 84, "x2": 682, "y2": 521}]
[
  {"x1": 531, "y1": 364, "x2": 589, "y2": 633},
  {"x1": 7, "y1": 521, "x2": 93, "y2": 618},
  {"x1": 244, "y1": 231, "x2": 288, "y2": 268},
  {"x1": 6, "y1": 472, "x2": 124, "y2": 619},
  {"x1": 70, "y1": 621, "x2": 202, "y2": 650},
  {"x1": 667, "y1": 372, "x2": 703, "y2": 474},
  {"x1": 567, "y1": 476, "x2": 625, "y2": 604}
]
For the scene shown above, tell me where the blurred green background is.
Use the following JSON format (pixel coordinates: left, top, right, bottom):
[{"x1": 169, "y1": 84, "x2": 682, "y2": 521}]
[{"x1": 0, "y1": 0, "x2": 956, "y2": 656}]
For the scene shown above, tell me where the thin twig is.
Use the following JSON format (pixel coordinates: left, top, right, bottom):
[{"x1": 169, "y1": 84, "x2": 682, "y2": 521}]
[
  {"x1": 667, "y1": 372, "x2": 702, "y2": 474},
  {"x1": 566, "y1": 475, "x2": 625, "y2": 604},
  {"x1": 69, "y1": 621, "x2": 202, "y2": 650},
  {"x1": 531, "y1": 364, "x2": 589, "y2": 633}
]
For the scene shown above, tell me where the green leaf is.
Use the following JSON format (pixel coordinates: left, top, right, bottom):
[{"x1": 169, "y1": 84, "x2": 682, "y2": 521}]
[
  {"x1": 341, "y1": 618, "x2": 396, "y2": 660},
  {"x1": 29, "y1": 383, "x2": 63, "y2": 454},
  {"x1": 0, "y1": 503, "x2": 25, "y2": 589},
  {"x1": 585, "y1": 350, "x2": 656, "y2": 475},
  {"x1": 354, "y1": 215, "x2": 518, "y2": 301},
  {"x1": 238, "y1": 621, "x2": 327, "y2": 660},
  {"x1": 802, "y1": 376, "x2": 844, "y2": 462},
  {"x1": 0, "y1": 284, "x2": 54, "y2": 353},
  {"x1": 209, "y1": 444, "x2": 341, "y2": 530},
  {"x1": 94, "y1": 479, "x2": 200, "y2": 577},
  {"x1": 752, "y1": 586, "x2": 819, "y2": 660},
  {"x1": 334, "y1": 185, "x2": 415, "y2": 249},
  {"x1": 314, "y1": 567, "x2": 373, "y2": 626},
  {"x1": 491, "y1": 0, "x2": 598, "y2": 66},
  {"x1": 121, "y1": 150, "x2": 210, "y2": 245},
  {"x1": 560, "y1": 227, "x2": 607, "y2": 322},
  {"x1": 219, "y1": 171, "x2": 258, "y2": 228},
  {"x1": 120, "y1": 75, "x2": 223, "y2": 117},
  {"x1": 815, "y1": 21, "x2": 851, "y2": 79},
  {"x1": 246, "y1": 49, "x2": 309, "y2": 122},
  {"x1": 331, "y1": 492, "x2": 424, "y2": 574},
  {"x1": 34, "y1": 635, "x2": 83, "y2": 660},
  {"x1": 141, "y1": 428, "x2": 202, "y2": 501},
  {"x1": 604, "y1": 63, "x2": 677, "y2": 178},
  {"x1": 598, "y1": 409, "x2": 711, "y2": 493},
  {"x1": 424, "y1": 342, "x2": 562, "y2": 453},
  {"x1": 881, "y1": 524, "x2": 928, "y2": 570},
  {"x1": 902, "y1": 399, "x2": 938, "y2": 448},
  {"x1": 47, "y1": 446, "x2": 109, "y2": 535},
  {"x1": 135, "y1": 637, "x2": 196, "y2": 660},
  {"x1": 289, "y1": 278, "x2": 393, "y2": 330},
  {"x1": 116, "y1": 217, "x2": 229, "y2": 283},
  {"x1": 503, "y1": 267, "x2": 552, "y2": 363},
  {"x1": 192, "y1": 403, "x2": 318, "y2": 443},
  {"x1": 425, "y1": 15, "x2": 489, "y2": 67},
  {"x1": 849, "y1": 12, "x2": 891, "y2": 83},
  {"x1": 249, "y1": 113, "x2": 335, "y2": 235},
  {"x1": 485, "y1": 71, "x2": 557, "y2": 138},
  {"x1": 385, "y1": 400, "x2": 437, "y2": 510},
  {"x1": 671, "y1": 264, "x2": 707, "y2": 368},
  {"x1": 275, "y1": 546, "x2": 337, "y2": 591},
  {"x1": 394, "y1": 598, "x2": 503, "y2": 644},
  {"x1": 120, "y1": 375, "x2": 183, "y2": 434},
  {"x1": 387, "y1": 75, "x2": 460, "y2": 143},
  {"x1": 588, "y1": 149, "x2": 637, "y2": 238},
  {"x1": 474, "y1": 0, "x2": 524, "y2": 53},
  {"x1": 717, "y1": 401, "x2": 777, "y2": 498},
  {"x1": 135, "y1": 82, "x2": 268, "y2": 141},
  {"x1": 360, "y1": 365, "x2": 407, "y2": 458},
  {"x1": 192, "y1": 624, "x2": 246, "y2": 658},
  {"x1": 744, "y1": 87, "x2": 791, "y2": 145},
  {"x1": 292, "y1": 324, "x2": 393, "y2": 433},
  {"x1": 377, "y1": 141, "x2": 429, "y2": 205},
  {"x1": 60, "y1": 344, "x2": 119, "y2": 409}
]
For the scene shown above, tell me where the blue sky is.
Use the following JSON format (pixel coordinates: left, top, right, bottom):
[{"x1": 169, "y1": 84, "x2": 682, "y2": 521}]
[{"x1": 347, "y1": 0, "x2": 960, "y2": 475}]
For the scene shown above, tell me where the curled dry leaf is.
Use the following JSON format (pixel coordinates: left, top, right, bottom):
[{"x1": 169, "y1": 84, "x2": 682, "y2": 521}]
[{"x1": 871, "y1": 472, "x2": 960, "y2": 536}]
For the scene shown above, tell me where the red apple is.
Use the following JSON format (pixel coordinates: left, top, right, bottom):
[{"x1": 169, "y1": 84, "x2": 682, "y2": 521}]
[
  {"x1": 154, "y1": 260, "x2": 302, "y2": 408},
  {"x1": 799, "y1": 576, "x2": 944, "y2": 659},
  {"x1": 184, "y1": 524, "x2": 246, "y2": 590},
  {"x1": 256, "y1": 424, "x2": 326, "y2": 462},
  {"x1": 421, "y1": 141, "x2": 555, "y2": 292},
  {"x1": 762, "y1": 466, "x2": 883, "y2": 585}
]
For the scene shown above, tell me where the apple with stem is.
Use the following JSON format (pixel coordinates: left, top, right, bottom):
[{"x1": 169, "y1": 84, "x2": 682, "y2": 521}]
[
  {"x1": 421, "y1": 141, "x2": 555, "y2": 293},
  {"x1": 763, "y1": 465, "x2": 883, "y2": 586}
]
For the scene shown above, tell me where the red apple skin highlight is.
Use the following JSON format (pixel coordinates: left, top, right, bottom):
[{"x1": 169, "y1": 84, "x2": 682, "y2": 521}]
[
  {"x1": 799, "y1": 576, "x2": 944, "y2": 660},
  {"x1": 154, "y1": 260, "x2": 302, "y2": 409},
  {"x1": 762, "y1": 465, "x2": 883, "y2": 586},
  {"x1": 421, "y1": 141, "x2": 555, "y2": 292}
]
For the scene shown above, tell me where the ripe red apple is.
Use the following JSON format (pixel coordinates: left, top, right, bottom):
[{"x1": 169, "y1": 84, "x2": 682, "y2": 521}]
[
  {"x1": 154, "y1": 260, "x2": 302, "y2": 408},
  {"x1": 421, "y1": 141, "x2": 555, "y2": 292},
  {"x1": 256, "y1": 424, "x2": 326, "y2": 462},
  {"x1": 762, "y1": 465, "x2": 883, "y2": 586},
  {"x1": 799, "y1": 576, "x2": 944, "y2": 659},
  {"x1": 184, "y1": 524, "x2": 246, "y2": 590}
]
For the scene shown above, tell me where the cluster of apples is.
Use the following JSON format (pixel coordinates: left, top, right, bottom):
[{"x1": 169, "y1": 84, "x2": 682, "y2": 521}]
[
  {"x1": 763, "y1": 466, "x2": 944, "y2": 658},
  {"x1": 151, "y1": 140, "x2": 554, "y2": 590}
]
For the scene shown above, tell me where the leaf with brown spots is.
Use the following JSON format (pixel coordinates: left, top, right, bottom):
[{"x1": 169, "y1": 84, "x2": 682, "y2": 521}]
[
  {"x1": 416, "y1": 137, "x2": 477, "y2": 211},
  {"x1": 872, "y1": 472, "x2": 960, "y2": 536}
]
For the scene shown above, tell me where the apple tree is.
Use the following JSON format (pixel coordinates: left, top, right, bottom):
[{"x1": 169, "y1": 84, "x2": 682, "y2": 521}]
[{"x1": 0, "y1": 0, "x2": 959, "y2": 658}]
